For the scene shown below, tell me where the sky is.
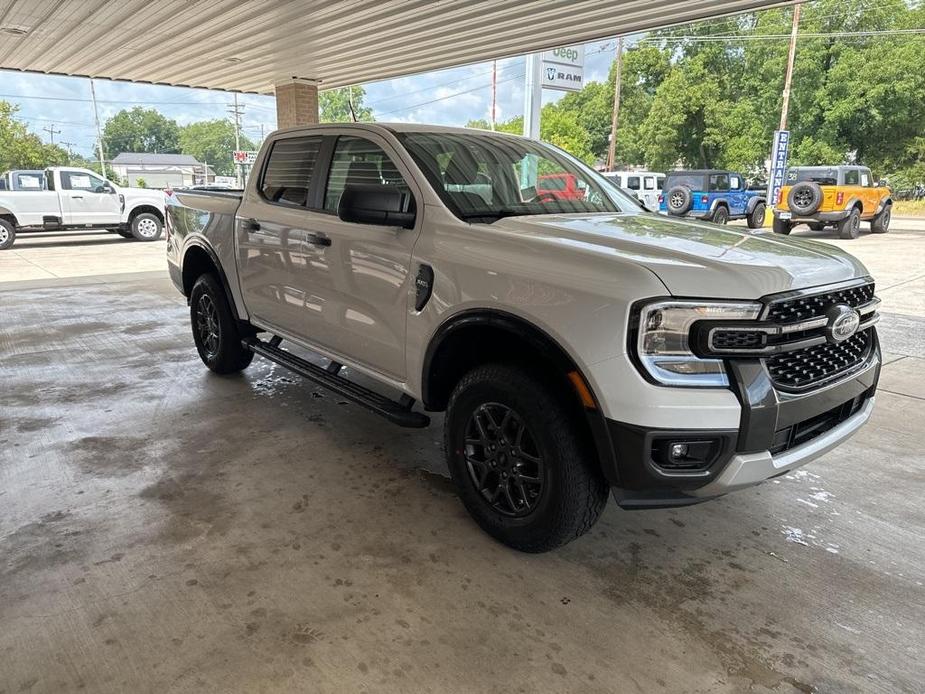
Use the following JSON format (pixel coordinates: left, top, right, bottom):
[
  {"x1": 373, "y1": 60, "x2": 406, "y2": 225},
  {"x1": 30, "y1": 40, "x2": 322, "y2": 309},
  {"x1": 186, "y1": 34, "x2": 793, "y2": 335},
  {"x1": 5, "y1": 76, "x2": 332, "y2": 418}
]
[{"x1": 0, "y1": 39, "x2": 619, "y2": 161}]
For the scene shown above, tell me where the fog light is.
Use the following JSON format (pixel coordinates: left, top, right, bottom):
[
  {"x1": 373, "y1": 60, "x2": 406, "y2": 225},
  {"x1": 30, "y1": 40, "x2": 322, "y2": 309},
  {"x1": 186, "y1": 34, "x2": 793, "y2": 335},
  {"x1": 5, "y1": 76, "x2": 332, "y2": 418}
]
[{"x1": 653, "y1": 438, "x2": 720, "y2": 473}]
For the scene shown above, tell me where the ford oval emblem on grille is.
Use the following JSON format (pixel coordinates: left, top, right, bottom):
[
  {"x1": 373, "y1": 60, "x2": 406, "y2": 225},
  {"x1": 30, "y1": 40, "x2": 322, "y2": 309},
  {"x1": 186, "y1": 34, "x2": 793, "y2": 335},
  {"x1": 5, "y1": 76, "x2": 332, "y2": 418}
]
[{"x1": 826, "y1": 304, "x2": 861, "y2": 343}]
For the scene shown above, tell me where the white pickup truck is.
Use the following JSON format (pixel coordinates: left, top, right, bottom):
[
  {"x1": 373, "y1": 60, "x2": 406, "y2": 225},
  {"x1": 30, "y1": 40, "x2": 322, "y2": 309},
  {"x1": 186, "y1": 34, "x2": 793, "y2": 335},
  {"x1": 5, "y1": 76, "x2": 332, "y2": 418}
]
[
  {"x1": 0, "y1": 167, "x2": 166, "y2": 250},
  {"x1": 165, "y1": 123, "x2": 880, "y2": 552}
]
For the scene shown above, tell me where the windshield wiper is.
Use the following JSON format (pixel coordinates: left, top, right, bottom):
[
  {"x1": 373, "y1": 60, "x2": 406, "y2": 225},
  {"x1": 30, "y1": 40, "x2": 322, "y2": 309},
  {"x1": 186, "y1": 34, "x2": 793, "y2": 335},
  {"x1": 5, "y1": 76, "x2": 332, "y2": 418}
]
[{"x1": 458, "y1": 208, "x2": 535, "y2": 223}]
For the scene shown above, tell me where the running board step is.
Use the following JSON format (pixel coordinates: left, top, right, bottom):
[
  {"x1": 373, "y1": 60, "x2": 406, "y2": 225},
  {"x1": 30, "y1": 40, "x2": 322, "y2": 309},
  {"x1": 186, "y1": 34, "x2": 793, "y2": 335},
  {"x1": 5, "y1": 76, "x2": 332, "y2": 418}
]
[{"x1": 242, "y1": 337, "x2": 430, "y2": 428}]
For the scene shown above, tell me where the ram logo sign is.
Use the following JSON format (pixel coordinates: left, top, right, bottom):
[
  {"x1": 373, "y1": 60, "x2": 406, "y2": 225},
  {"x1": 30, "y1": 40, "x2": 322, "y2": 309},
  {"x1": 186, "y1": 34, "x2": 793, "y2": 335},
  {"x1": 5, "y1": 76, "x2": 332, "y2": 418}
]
[{"x1": 541, "y1": 45, "x2": 584, "y2": 92}]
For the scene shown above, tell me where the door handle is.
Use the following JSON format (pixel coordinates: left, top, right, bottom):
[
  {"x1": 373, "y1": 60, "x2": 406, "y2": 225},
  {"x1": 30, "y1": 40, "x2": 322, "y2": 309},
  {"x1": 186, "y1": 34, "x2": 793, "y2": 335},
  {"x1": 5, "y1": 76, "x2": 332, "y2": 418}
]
[
  {"x1": 71, "y1": 195, "x2": 84, "y2": 199},
  {"x1": 241, "y1": 218, "x2": 260, "y2": 232},
  {"x1": 305, "y1": 233, "x2": 331, "y2": 247}
]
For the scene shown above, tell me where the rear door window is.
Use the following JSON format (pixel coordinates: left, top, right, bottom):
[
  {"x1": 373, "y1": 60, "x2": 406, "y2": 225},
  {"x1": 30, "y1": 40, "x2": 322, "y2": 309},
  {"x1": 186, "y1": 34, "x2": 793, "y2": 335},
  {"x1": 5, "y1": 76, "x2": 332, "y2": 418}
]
[
  {"x1": 626, "y1": 176, "x2": 641, "y2": 190},
  {"x1": 643, "y1": 176, "x2": 655, "y2": 190},
  {"x1": 260, "y1": 136, "x2": 323, "y2": 208}
]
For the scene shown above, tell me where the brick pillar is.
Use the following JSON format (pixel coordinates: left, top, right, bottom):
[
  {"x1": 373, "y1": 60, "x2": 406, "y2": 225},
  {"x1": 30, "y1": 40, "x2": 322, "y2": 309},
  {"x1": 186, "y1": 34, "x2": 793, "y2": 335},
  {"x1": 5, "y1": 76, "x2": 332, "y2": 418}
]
[{"x1": 275, "y1": 79, "x2": 319, "y2": 129}]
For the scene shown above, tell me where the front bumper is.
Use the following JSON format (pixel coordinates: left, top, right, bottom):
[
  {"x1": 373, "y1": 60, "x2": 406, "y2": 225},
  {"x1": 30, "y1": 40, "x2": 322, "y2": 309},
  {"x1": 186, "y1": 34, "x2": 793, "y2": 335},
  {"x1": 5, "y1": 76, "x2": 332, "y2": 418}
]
[{"x1": 605, "y1": 337, "x2": 880, "y2": 509}]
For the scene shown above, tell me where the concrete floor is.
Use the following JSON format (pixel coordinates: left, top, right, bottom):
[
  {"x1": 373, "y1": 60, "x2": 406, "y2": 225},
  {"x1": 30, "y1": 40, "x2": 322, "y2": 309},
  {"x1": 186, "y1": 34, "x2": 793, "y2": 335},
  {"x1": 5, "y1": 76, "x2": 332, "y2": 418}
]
[{"x1": 1, "y1": 227, "x2": 923, "y2": 693}]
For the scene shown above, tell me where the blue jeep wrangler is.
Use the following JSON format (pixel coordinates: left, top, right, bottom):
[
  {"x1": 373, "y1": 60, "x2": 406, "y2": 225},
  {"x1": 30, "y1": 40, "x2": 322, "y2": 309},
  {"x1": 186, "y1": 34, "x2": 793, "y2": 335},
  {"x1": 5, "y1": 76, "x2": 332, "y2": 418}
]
[{"x1": 659, "y1": 170, "x2": 766, "y2": 228}]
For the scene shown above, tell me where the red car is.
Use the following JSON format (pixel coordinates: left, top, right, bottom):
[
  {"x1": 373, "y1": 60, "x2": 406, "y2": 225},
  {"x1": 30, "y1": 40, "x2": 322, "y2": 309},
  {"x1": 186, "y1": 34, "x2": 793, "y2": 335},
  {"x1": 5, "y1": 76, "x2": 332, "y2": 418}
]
[{"x1": 537, "y1": 173, "x2": 586, "y2": 201}]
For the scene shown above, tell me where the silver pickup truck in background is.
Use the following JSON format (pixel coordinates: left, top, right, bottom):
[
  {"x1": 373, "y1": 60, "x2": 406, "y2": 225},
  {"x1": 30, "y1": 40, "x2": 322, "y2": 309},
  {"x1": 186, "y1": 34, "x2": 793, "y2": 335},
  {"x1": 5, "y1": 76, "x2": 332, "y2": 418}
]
[
  {"x1": 165, "y1": 123, "x2": 880, "y2": 552},
  {"x1": 0, "y1": 166, "x2": 166, "y2": 250}
]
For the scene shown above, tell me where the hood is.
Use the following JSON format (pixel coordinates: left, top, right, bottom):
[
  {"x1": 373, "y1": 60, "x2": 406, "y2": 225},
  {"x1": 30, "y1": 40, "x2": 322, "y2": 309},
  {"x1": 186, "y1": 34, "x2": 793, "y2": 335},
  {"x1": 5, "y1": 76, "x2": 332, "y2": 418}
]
[{"x1": 490, "y1": 211, "x2": 870, "y2": 299}]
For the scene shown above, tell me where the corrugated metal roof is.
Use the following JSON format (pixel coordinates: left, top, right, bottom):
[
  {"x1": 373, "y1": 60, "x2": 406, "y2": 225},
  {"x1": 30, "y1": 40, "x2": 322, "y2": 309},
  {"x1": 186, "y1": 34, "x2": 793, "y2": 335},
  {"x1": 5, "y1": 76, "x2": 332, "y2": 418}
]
[
  {"x1": 111, "y1": 153, "x2": 201, "y2": 165},
  {"x1": 0, "y1": 0, "x2": 797, "y2": 93}
]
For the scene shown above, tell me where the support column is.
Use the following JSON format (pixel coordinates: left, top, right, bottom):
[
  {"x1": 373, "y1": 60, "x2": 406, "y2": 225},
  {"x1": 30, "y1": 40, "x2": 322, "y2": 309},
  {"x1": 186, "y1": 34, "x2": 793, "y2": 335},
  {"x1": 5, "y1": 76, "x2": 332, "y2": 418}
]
[{"x1": 275, "y1": 78, "x2": 320, "y2": 129}]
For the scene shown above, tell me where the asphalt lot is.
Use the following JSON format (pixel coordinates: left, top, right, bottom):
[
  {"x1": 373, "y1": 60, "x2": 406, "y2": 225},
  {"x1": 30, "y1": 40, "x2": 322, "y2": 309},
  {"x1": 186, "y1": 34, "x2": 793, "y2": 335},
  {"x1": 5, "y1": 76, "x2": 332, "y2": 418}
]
[{"x1": 1, "y1": 223, "x2": 923, "y2": 693}]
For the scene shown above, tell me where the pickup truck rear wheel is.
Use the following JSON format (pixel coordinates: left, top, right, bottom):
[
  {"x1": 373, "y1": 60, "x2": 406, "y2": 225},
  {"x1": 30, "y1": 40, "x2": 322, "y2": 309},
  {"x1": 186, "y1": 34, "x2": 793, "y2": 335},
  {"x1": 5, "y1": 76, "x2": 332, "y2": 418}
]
[
  {"x1": 445, "y1": 363, "x2": 608, "y2": 552},
  {"x1": 131, "y1": 212, "x2": 163, "y2": 241},
  {"x1": 190, "y1": 274, "x2": 254, "y2": 374},
  {"x1": 0, "y1": 219, "x2": 15, "y2": 250}
]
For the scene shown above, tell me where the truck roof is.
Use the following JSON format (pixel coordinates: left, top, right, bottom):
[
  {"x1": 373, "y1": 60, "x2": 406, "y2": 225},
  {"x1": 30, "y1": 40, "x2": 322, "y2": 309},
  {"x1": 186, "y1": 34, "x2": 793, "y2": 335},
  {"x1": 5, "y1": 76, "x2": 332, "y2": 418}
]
[{"x1": 272, "y1": 121, "x2": 531, "y2": 141}]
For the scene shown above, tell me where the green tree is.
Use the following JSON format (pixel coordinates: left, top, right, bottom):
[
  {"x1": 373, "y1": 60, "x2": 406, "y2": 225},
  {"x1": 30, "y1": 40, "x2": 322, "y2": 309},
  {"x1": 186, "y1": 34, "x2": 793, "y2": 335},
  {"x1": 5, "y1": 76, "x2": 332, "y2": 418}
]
[
  {"x1": 179, "y1": 119, "x2": 255, "y2": 176},
  {"x1": 320, "y1": 86, "x2": 374, "y2": 122},
  {"x1": 0, "y1": 101, "x2": 70, "y2": 170},
  {"x1": 102, "y1": 107, "x2": 180, "y2": 158}
]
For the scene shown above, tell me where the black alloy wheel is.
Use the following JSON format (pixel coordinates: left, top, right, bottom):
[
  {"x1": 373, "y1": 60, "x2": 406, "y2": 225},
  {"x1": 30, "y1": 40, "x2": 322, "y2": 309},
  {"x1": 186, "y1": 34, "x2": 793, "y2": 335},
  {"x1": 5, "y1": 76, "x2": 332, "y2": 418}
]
[{"x1": 463, "y1": 403, "x2": 545, "y2": 517}]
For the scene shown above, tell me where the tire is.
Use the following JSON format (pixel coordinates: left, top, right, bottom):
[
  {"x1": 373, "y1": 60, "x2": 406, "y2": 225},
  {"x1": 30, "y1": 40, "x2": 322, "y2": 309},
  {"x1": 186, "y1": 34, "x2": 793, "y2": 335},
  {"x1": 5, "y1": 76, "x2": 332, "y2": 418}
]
[
  {"x1": 0, "y1": 219, "x2": 15, "y2": 250},
  {"x1": 711, "y1": 205, "x2": 730, "y2": 225},
  {"x1": 871, "y1": 203, "x2": 892, "y2": 234},
  {"x1": 444, "y1": 363, "x2": 609, "y2": 553},
  {"x1": 808, "y1": 222, "x2": 826, "y2": 232},
  {"x1": 130, "y1": 212, "x2": 163, "y2": 241},
  {"x1": 189, "y1": 273, "x2": 254, "y2": 374},
  {"x1": 788, "y1": 182, "x2": 823, "y2": 215},
  {"x1": 666, "y1": 186, "x2": 693, "y2": 215},
  {"x1": 117, "y1": 229, "x2": 134, "y2": 239},
  {"x1": 838, "y1": 207, "x2": 862, "y2": 239},
  {"x1": 772, "y1": 216, "x2": 792, "y2": 235},
  {"x1": 747, "y1": 202, "x2": 766, "y2": 229}
]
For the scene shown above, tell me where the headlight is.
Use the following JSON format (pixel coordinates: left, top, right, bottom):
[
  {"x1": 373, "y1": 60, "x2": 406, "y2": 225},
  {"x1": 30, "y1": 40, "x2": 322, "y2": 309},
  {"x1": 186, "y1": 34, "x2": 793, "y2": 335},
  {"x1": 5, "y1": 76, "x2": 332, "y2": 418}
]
[{"x1": 635, "y1": 300, "x2": 762, "y2": 387}]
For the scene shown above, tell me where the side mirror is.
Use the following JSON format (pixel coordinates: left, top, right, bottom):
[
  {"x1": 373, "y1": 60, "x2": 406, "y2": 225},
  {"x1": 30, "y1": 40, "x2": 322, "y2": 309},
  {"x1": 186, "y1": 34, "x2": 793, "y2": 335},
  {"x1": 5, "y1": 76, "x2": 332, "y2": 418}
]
[
  {"x1": 338, "y1": 184, "x2": 415, "y2": 229},
  {"x1": 95, "y1": 183, "x2": 116, "y2": 194}
]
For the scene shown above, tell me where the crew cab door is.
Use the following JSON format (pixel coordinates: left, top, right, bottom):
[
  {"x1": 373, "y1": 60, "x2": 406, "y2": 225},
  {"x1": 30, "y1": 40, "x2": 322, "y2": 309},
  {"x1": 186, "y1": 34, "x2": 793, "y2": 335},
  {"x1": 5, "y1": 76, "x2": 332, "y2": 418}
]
[
  {"x1": 236, "y1": 131, "x2": 421, "y2": 381},
  {"x1": 59, "y1": 170, "x2": 120, "y2": 224}
]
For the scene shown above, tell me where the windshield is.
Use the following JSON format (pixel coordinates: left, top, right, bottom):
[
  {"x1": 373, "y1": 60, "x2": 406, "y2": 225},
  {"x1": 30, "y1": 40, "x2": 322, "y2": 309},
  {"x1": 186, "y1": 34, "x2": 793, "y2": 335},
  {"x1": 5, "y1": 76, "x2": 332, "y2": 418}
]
[
  {"x1": 396, "y1": 131, "x2": 629, "y2": 221},
  {"x1": 787, "y1": 168, "x2": 838, "y2": 186}
]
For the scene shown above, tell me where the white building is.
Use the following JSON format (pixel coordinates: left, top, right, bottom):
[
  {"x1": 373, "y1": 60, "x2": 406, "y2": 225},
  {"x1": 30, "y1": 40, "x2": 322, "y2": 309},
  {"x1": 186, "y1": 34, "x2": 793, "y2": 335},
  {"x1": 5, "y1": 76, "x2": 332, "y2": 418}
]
[{"x1": 109, "y1": 153, "x2": 214, "y2": 189}]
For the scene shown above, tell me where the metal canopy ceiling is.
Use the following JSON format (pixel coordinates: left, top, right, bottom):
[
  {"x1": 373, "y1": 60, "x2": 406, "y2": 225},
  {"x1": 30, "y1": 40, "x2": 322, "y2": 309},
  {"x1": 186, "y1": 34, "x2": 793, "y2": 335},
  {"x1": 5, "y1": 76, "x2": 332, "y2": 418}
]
[{"x1": 0, "y1": 0, "x2": 797, "y2": 93}]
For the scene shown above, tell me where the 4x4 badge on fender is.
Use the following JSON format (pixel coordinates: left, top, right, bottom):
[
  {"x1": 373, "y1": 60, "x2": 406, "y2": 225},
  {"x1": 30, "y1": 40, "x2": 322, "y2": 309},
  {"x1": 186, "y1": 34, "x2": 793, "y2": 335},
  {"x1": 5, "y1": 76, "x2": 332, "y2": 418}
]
[{"x1": 826, "y1": 304, "x2": 861, "y2": 343}]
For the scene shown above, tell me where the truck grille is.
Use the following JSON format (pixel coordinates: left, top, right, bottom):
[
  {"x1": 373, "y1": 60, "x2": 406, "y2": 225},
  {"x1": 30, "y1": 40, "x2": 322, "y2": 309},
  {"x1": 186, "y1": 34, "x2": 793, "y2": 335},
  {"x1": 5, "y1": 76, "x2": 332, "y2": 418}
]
[
  {"x1": 765, "y1": 329, "x2": 873, "y2": 391},
  {"x1": 765, "y1": 283, "x2": 875, "y2": 323}
]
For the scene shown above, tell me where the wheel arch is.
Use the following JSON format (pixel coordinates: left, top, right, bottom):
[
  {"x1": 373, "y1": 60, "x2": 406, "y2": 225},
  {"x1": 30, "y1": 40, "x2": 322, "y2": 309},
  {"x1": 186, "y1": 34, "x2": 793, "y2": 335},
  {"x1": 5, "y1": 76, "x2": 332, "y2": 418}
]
[
  {"x1": 0, "y1": 209, "x2": 19, "y2": 227},
  {"x1": 181, "y1": 239, "x2": 235, "y2": 304},
  {"x1": 421, "y1": 309, "x2": 621, "y2": 485},
  {"x1": 128, "y1": 204, "x2": 165, "y2": 224},
  {"x1": 746, "y1": 196, "x2": 766, "y2": 214}
]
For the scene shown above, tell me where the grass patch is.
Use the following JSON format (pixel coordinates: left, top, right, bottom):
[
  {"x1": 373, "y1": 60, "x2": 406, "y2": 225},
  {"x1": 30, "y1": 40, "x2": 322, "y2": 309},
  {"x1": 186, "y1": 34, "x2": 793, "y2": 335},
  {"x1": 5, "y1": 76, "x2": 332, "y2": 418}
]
[{"x1": 893, "y1": 199, "x2": 925, "y2": 217}]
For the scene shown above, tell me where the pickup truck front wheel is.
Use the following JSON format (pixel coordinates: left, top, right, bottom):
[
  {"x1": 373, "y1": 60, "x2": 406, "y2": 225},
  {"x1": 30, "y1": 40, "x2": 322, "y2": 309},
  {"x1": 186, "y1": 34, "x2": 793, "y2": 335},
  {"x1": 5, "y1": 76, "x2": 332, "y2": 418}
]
[
  {"x1": 0, "y1": 219, "x2": 15, "y2": 250},
  {"x1": 190, "y1": 274, "x2": 254, "y2": 374},
  {"x1": 131, "y1": 213, "x2": 163, "y2": 241},
  {"x1": 445, "y1": 364, "x2": 609, "y2": 552}
]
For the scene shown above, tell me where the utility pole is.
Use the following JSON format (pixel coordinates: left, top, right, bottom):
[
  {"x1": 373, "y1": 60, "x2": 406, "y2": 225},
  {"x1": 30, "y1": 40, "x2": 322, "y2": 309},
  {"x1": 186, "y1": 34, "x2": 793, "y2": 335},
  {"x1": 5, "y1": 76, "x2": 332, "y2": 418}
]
[
  {"x1": 227, "y1": 93, "x2": 245, "y2": 186},
  {"x1": 89, "y1": 79, "x2": 107, "y2": 179},
  {"x1": 490, "y1": 60, "x2": 497, "y2": 131},
  {"x1": 43, "y1": 124, "x2": 61, "y2": 145},
  {"x1": 779, "y1": 3, "x2": 801, "y2": 131},
  {"x1": 606, "y1": 37, "x2": 624, "y2": 172},
  {"x1": 522, "y1": 53, "x2": 541, "y2": 140},
  {"x1": 60, "y1": 140, "x2": 76, "y2": 164}
]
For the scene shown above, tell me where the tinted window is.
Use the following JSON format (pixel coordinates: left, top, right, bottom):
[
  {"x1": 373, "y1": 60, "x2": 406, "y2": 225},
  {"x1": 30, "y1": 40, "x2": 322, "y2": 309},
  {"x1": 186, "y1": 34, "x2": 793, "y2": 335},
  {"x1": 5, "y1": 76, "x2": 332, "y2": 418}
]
[
  {"x1": 61, "y1": 171, "x2": 106, "y2": 191},
  {"x1": 844, "y1": 169, "x2": 860, "y2": 186},
  {"x1": 260, "y1": 136, "x2": 322, "y2": 207},
  {"x1": 787, "y1": 168, "x2": 837, "y2": 186},
  {"x1": 538, "y1": 175, "x2": 568, "y2": 191},
  {"x1": 710, "y1": 174, "x2": 730, "y2": 191},
  {"x1": 324, "y1": 136, "x2": 409, "y2": 212},
  {"x1": 657, "y1": 176, "x2": 665, "y2": 190},
  {"x1": 665, "y1": 173, "x2": 706, "y2": 190},
  {"x1": 627, "y1": 176, "x2": 641, "y2": 190},
  {"x1": 643, "y1": 177, "x2": 655, "y2": 190}
]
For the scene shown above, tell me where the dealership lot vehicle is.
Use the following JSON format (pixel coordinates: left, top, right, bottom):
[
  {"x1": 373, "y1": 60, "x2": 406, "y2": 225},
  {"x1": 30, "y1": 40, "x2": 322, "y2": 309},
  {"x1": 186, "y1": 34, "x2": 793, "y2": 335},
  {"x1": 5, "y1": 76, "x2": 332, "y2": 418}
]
[
  {"x1": 774, "y1": 165, "x2": 893, "y2": 239},
  {"x1": 603, "y1": 170, "x2": 664, "y2": 210},
  {"x1": 0, "y1": 167, "x2": 166, "y2": 250},
  {"x1": 166, "y1": 124, "x2": 880, "y2": 552},
  {"x1": 660, "y1": 169, "x2": 766, "y2": 227}
]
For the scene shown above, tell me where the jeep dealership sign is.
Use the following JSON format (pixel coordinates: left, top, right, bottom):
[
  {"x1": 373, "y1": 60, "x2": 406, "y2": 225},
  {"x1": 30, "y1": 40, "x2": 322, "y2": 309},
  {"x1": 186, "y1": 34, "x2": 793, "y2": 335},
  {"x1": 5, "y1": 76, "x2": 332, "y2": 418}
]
[{"x1": 541, "y1": 46, "x2": 584, "y2": 92}]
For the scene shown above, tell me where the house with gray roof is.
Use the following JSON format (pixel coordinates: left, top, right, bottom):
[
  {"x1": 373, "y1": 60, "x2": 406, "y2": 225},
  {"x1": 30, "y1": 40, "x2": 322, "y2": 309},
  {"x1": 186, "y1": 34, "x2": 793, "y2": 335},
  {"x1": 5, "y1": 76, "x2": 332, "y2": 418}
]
[{"x1": 110, "y1": 152, "x2": 214, "y2": 188}]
